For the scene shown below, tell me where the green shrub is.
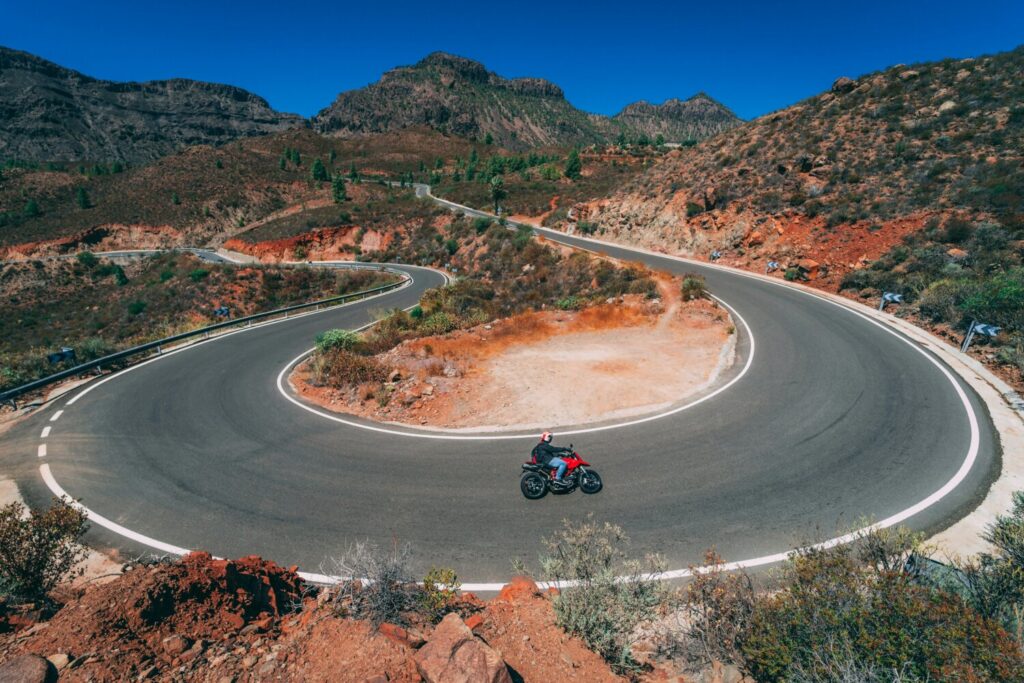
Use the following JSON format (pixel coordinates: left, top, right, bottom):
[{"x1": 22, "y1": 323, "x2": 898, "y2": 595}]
[
  {"x1": 127, "y1": 300, "x2": 147, "y2": 316},
  {"x1": 77, "y1": 337, "x2": 115, "y2": 362},
  {"x1": 421, "y1": 566, "x2": 461, "y2": 620},
  {"x1": 189, "y1": 268, "x2": 209, "y2": 282},
  {"x1": 556, "y1": 296, "x2": 581, "y2": 310},
  {"x1": 742, "y1": 529, "x2": 1024, "y2": 682},
  {"x1": 540, "y1": 516, "x2": 666, "y2": 673},
  {"x1": 159, "y1": 269, "x2": 174, "y2": 282},
  {"x1": 410, "y1": 305, "x2": 424, "y2": 320},
  {"x1": 686, "y1": 202, "x2": 704, "y2": 218},
  {"x1": 0, "y1": 498, "x2": 88, "y2": 604},
  {"x1": 75, "y1": 251, "x2": 98, "y2": 269},
  {"x1": 472, "y1": 217, "x2": 492, "y2": 234},
  {"x1": 681, "y1": 274, "x2": 707, "y2": 301},
  {"x1": 421, "y1": 311, "x2": 457, "y2": 335},
  {"x1": 315, "y1": 328, "x2": 359, "y2": 353},
  {"x1": 784, "y1": 267, "x2": 801, "y2": 281}
]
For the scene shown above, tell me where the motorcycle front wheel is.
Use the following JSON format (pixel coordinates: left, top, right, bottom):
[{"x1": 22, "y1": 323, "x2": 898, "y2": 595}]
[
  {"x1": 520, "y1": 472, "x2": 548, "y2": 499},
  {"x1": 580, "y1": 469, "x2": 603, "y2": 494}
]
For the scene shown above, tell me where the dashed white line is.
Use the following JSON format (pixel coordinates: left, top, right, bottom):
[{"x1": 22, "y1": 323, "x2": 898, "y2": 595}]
[
  {"x1": 37, "y1": 444, "x2": 47, "y2": 458},
  {"x1": 41, "y1": 426, "x2": 51, "y2": 438},
  {"x1": 50, "y1": 410, "x2": 63, "y2": 422}
]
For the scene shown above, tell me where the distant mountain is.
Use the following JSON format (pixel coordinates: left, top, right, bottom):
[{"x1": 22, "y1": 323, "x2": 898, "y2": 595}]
[
  {"x1": 0, "y1": 46, "x2": 304, "y2": 163},
  {"x1": 314, "y1": 52, "x2": 738, "y2": 149},
  {"x1": 612, "y1": 93, "x2": 741, "y2": 142}
]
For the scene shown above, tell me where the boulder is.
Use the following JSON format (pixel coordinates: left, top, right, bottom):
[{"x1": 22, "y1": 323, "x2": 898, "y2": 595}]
[
  {"x1": 899, "y1": 69, "x2": 920, "y2": 80},
  {"x1": 162, "y1": 633, "x2": 192, "y2": 656},
  {"x1": 831, "y1": 76, "x2": 855, "y2": 93},
  {"x1": 496, "y1": 576, "x2": 539, "y2": 603},
  {"x1": 938, "y1": 99, "x2": 957, "y2": 113},
  {"x1": 795, "y1": 259, "x2": 820, "y2": 280},
  {"x1": 746, "y1": 231, "x2": 764, "y2": 247},
  {"x1": 0, "y1": 655, "x2": 57, "y2": 683},
  {"x1": 415, "y1": 613, "x2": 512, "y2": 683}
]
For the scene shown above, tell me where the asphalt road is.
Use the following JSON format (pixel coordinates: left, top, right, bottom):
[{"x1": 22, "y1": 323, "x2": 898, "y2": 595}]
[{"x1": 3, "y1": 200, "x2": 999, "y2": 586}]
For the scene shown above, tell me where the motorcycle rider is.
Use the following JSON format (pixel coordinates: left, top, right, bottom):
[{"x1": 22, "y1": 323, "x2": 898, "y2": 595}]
[{"x1": 532, "y1": 432, "x2": 571, "y2": 485}]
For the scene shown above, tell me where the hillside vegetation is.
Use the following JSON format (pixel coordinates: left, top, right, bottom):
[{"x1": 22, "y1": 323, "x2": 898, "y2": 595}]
[
  {"x1": 578, "y1": 45, "x2": 1024, "y2": 384},
  {"x1": 0, "y1": 252, "x2": 396, "y2": 391}
]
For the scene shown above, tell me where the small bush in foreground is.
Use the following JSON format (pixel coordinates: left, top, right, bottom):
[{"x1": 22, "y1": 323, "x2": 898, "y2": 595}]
[
  {"x1": 742, "y1": 527, "x2": 1024, "y2": 682},
  {"x1": 540, "y1": 515, "x2": 666, "y2": 673},
  {"x1": 315, "y1": 328, "x2": 359, "y2": 353},
  {"x1": 662, "y1": 549, "x2": 755, "y2": 669},
  {"x1": 681, "y1": 274, "x2": 707, "y2": 301},
  {"x1": 0, "y1": 498, "x2": 89, "y2": 604},
  {"x1": 310, "y1": 348, "x2": 387, "y2": 387},
  {"x1": 421, "y1": 566, "x2": 461, "y2": 621},
  {"x1": 327, "y1": 541, "x2": 417, "y2": 627}
]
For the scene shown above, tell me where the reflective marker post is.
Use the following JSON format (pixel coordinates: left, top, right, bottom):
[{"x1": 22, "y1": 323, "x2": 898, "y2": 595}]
[
  {"x1": 961, "y1": 321, "x2": 1001, "y2": 353},
  {"x1": 878, "y1": 292, "x2": 904, "y2": 311}
]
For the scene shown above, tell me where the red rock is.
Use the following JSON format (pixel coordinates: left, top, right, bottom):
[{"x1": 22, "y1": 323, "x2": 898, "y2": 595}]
[
  {"x1": 379, "y1": 622, "x2": 424, "y2": 648},
  {"x1": 0, "y1": 655, "x2": 57, "y2": 683},
  {"x1": 464, "y1": 614, "x2": 484, "y2": 632},
  {"x1": 495, "y1": 576, "x2": 539, "y2": 603},
  {"x1": 415, "y1": 614, "x2": 512, "y2": 683},
  {"x1": 162, "y1": 634, "x2": 191, "y2": 656},
  {"x1": 795, "y1": 258, "x2": 820, "y2": 279},
  {"x1": 746, "y1": 231, "x2": 764, "y2": 247}
]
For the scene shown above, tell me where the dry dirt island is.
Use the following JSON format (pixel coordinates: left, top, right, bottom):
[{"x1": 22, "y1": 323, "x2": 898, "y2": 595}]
[{"x1": 292, "y1": 286, "x2": 735, "y2": 431}]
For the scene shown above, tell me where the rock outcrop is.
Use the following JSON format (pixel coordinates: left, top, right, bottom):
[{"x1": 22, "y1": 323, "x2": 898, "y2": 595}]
[
  {"x1": 414, "y1": 613, "x2": 512, "y2": 683},
  {"x1": 0, "y1": 46, "x2": 304, "y2": 163},
  {"x1": 612, "y1": 93, "x2": 741, "y2": 142}
]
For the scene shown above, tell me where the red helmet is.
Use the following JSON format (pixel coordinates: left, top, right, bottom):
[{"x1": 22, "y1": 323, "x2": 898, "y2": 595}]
[{"x1": 540, "y1": 431, "x2": 553, "y2": 443}]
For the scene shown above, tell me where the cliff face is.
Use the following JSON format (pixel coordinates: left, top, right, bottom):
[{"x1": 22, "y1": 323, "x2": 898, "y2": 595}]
[
  {"x1": 314, "y1": 52, "x2": 738, "y2": 150},
  {"x1": 0, "y1": 46, "x2": 304, "y2": 163},
  {"x1": 612, "y1": 93, "x2": 741, "y2": 142}
]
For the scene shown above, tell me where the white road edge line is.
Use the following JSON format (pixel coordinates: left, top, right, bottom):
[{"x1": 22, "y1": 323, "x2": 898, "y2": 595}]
[
  {"x1": 36, "y1": 237, "x2": 982, "y2": 590},
  {"x1": 274, "y1": 295, "x2": 755, "y2": 440},
  {"x1": 41, "y1": 426, "x2": 51, "y2": 438},
  {"x1": 64, "y1": 273, "x2": 418, "y2": 407},
  {"x1": 37, "y1": 444, "x2": 46, "y2": 458}
]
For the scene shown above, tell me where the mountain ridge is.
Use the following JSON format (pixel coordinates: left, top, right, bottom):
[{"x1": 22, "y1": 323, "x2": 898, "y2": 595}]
[{"x1": 0, "y1": 45, "x2": 305, "y2": 163}]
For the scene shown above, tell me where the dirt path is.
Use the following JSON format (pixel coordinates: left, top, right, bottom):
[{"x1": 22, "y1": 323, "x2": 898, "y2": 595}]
[{"x1": 294, "y1": 292, "x2": 735, "y2": 432}]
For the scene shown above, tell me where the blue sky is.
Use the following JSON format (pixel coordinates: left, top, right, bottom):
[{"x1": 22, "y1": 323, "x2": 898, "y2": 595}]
[{"x1": 2, "y1": 0, "x2": 1022, "y2": 121}]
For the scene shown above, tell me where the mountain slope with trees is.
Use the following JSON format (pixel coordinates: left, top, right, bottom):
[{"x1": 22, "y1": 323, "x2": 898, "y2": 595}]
[
  {"x1": 313, "y1": 52, "x2": 738, "y2": 150},
  {"x1": 0, "y1": 46, "x2": 304, "y2": 164}
]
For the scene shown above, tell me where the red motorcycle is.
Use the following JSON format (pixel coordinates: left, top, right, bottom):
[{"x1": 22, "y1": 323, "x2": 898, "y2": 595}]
[{"x1": 520, "y1": 445, "x2": 603, "y2": 499}]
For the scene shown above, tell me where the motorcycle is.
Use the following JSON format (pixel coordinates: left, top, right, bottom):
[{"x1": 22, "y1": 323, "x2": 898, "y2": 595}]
[{"x1": 520, "y1": 445, "x2": 603, "y2": 499}]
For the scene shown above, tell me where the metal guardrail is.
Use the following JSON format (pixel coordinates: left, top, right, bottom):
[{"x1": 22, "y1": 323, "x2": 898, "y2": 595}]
[{"x1": 1, "y1": 267, "x2": 409, "y2": 407}]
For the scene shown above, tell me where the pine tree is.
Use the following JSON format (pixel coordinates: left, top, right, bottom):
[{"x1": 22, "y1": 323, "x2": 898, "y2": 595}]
[
  {"x1": 564, "y1": 149, "x2": 582, "y2": 180},
  {"x1": 489, "y1": 175, "x2": 506, "y2": 213},
  {"x1": 76, "y1": 187, "x2": 90, "y2": 209},
  {"x1": 484, "y1": 132, "x2": 494, "y2": 145},
  {"x1": 311, "y1": 158, "x2": 329, "y2": 182},
  {"x1": 332, "y1": 176, "x2": 347, "y2": 203},
  {"x1": 279, "y1": 156, "x2": 287, "y2": 170},
  {"x1": 348, "y1": 162, "x2": 359, "y2": 181},
  {"x1": 23, "y1": 199, "x2": 40, "y2": 217}
]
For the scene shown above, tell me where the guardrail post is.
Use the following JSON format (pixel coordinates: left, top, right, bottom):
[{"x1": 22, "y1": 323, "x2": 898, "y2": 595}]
[{"x1": 157, "y1": 345, "x2": 162, "y2": 355}]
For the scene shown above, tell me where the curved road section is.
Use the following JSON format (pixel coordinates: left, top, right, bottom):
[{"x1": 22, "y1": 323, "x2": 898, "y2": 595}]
[{"x1": 10, "y1": 222, "x2": 999, "y2": 587}]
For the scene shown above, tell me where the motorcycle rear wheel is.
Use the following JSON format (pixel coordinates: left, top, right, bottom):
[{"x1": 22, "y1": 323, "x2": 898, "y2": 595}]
[
  {"x1": 580, "y1": 470, "x2": 603, "y2": 494},
  {"x1": 520, "y1": 472, "x2": 548, "y2": 499}
]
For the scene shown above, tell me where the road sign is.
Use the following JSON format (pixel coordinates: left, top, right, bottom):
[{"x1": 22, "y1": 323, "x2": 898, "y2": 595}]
[
  {"x1": 213, "y1": 306, "x2": 230, "y2": 318},
  {"x1": 961, "y1": 320, "x2": 1002, "y2": 352},
  {"x1": 878, "y1": 292, "x2": 903, "y2": 310},
  {"x1": 766, "y1": 260, "x2": 780, "y2": 272},
  {"x1": 47, "y1": 347, "x2": 76, "y2": 365},
  {"x1": 710, "y1": 250, "x2": 721, "y2": 261}
]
